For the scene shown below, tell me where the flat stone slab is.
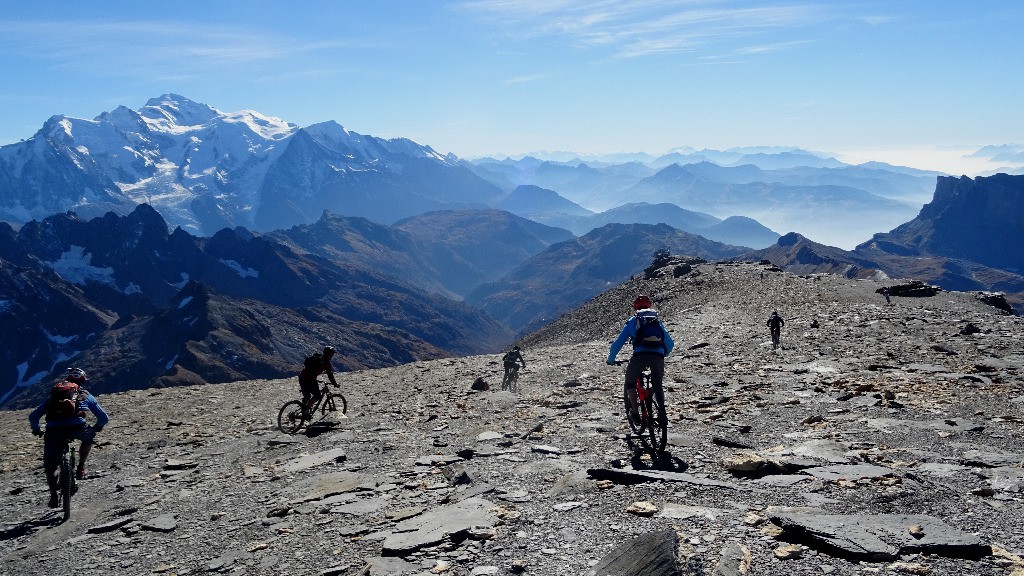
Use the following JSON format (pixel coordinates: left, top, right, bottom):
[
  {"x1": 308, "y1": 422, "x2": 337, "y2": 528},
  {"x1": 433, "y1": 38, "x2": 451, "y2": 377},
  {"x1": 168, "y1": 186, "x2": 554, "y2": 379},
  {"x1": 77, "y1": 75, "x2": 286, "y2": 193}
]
[
  {"x1": 770, "y1": 513, "x2": 990, "y2": 562},
  {"x1": 476, "y1": 431, "x2": 503, "y2": 442},
  {"x1": 330, "y1": 497, "x2": 388, "y2": 516},
  {"x1": 783, "y1": 439, "x2": 853, "y2": 465},
  {"x1": 140, "y1": 513, "x2": 177, "y2": 533},
  {"x1": 287, "y1": 471, "x2": 370, "y2": 503},
  {"x1": 983, "y1": 467, "x2": 1024, "y2": 492},
  {"x1": 750, "y1": 474, "x2": 812, "y2": 487},
  {"x1": 277, "y1": 447, "x2": 347, "y2": 473},
  {"x1": 865, "y1": 418, "x2": 986, "y2": 433},
  {"x1": 87, "y1": 517, "x2": 135, "y2": 533},
  {"x1": 961, "y1": 450, "x2": 1024, "y2": 468},
  {"x1": 802, "y1": 464, "x2": 897, "y2": 482},
  {"x1": 381, "y1": 497, "x2": 497, "y2": 555},
  {"x1": 658, "y1": 503, "x2": 739, "y2": 521},
  {"x1": 588, "y1": 468, "x2": 741, "y2": 489}
]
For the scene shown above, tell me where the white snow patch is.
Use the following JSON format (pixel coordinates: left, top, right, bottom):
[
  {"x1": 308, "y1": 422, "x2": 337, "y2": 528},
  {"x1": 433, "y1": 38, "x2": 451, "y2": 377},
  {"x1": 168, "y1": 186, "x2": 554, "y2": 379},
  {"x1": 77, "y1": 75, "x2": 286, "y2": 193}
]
[
  {"x1": 172, "y1": 273, "x2": 190, "y2": 289},
  {"x1": 44, "y1": 246, "x2": 116, "y2": 286},
  {"x1": 124, "y1": 282, "x2": 142, "y2": 295},
  {"x1": 220, "y1": 259, "x2": 259, "y2": 278},
  {"x1": 177, "y1": 296, "x2": 193, "y2": 309},
  {"x1": 165, "y1": 355, "x2": 178, "y2": 371},
  {"x1": 45, "y1": 329, "x2": 77, "y2": 345}
]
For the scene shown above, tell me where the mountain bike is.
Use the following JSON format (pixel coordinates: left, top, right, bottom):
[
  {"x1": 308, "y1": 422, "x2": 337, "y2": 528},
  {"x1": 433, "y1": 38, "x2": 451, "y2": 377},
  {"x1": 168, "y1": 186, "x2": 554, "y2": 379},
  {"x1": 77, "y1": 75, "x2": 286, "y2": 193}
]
[
  {"x1": 623, "y1": 367, "x2": 668, "y2": 453},
  {"x1": 50, "y1": 440, "x2": 77, "y2": 521},
  {"x1": 502, "y1": 365, "x2": 521, "y2": 392},
  {"x1": 277, "y1": 380, "x2": 347, "y2": 434},
  {"x1": 770, "y1": 327, "x2": 781, "y2": 350}
]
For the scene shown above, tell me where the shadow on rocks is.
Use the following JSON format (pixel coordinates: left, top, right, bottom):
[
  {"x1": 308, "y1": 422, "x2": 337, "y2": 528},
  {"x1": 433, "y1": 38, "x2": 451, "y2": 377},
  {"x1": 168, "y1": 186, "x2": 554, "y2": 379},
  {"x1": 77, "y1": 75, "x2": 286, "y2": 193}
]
[{"x1": 304, "y1": 421, "x2": 341, "y2": 437}]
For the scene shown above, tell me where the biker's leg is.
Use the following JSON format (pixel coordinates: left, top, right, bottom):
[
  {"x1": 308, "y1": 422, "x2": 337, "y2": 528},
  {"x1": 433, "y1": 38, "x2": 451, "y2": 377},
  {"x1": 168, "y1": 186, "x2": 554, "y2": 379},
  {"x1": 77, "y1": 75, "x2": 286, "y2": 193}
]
[
  {"x1": 649, "y1": 356, "x2": 667, "y2": 422},
  {"x1": 42, "y1": 434, "x2": 61, "y2": 507},
  {"x1": 75, "y1": 426, "x2": 97, "y2": 479},
  {"x1": 623, "y1": 357, "x2": 642, "y2": 420}
]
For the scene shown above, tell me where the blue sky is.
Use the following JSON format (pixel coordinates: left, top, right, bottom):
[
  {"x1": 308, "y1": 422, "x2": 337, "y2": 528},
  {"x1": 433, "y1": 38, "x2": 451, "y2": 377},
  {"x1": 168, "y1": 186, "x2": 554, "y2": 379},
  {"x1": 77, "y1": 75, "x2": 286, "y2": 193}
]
[{"x1": 1, "y1": 1, "x2": 1021, "y2": 174}]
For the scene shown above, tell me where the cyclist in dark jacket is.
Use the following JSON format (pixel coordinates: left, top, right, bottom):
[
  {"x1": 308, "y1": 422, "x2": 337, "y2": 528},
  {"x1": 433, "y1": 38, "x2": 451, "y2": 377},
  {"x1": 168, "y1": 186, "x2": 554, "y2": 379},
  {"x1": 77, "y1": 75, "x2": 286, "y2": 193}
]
[
  {"x1": 299, "y1": 345, "x2": 338, "y2": 412},
  {"x1": 606, "y1": 295, "x2": 675, "y2": 422},
  {"x1": 501, "y1": 346, "x2": 526, "y2": 389},
  {"x1": 767, "y1": 310, "x2": 785, "y2": 349},
  {"x1": 28, "y1": 368, "x2": 109, "y2": 508}
]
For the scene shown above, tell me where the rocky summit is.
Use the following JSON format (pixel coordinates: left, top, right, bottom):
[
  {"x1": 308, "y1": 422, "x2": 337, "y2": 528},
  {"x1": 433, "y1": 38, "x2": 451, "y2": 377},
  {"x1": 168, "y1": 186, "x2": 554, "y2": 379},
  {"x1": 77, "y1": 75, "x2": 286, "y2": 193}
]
[{"x1": 2, "y1": 261, "x2": 1022, "y2": 576}]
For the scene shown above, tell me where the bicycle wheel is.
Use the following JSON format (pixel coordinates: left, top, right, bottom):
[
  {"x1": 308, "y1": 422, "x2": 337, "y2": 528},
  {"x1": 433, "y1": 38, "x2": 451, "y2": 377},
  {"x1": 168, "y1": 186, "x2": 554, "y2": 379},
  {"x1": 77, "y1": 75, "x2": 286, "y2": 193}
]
[
  {"x1": 60, "y1": 454, "x2": 73, "y2": 520},
  {"x1": 647, "y1": 394, "x2": 668, "y2": 453},
  {"x1": 623, "y1": 391, "x2": 645, "y2": 435},
  {"x1": 332, "y1": 392, "x2": 347, "y2": 415},
  {"x1": 277, "y1": 400, "x2": 307, "y2": 434}
]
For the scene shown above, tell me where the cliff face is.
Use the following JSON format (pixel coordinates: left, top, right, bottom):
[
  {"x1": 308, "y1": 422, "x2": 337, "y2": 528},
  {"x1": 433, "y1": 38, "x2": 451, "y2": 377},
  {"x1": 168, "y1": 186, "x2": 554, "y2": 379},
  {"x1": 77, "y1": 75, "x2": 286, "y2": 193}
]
[{"x1": 861, "y1": 174, "x2": 1024, "y2": 273}]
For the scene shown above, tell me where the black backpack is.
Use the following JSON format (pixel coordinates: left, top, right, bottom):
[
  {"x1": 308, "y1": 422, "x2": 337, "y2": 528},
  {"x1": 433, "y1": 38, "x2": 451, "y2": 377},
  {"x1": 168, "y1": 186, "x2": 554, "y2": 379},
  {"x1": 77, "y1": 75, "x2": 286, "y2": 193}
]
[
  {"x1": 303, "y1": 352, "x2": 322, "y2": 372},
  {"x1": 633, "y1": 310, "x2": 666, "y2": 351}
]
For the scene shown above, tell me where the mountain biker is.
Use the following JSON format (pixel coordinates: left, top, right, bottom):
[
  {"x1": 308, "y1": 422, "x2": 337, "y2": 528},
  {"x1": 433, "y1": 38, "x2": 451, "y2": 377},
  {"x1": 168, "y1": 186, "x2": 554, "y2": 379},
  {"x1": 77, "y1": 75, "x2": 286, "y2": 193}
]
[
  {"x1": 606, "y1": 295, "x2": 675, "y2": 422},
  {"x1": 28, "y1": 367, "x2": 109, "y2": 508},
  {"x1": 501, "y1": 345, "x2": 526, "y2": 389},
  {"x1": 299, "y1": 345, "x2": 338, "y2": 413},
  {"x1": 767, "y1": 310, "x2": 785, "y2": 349}
]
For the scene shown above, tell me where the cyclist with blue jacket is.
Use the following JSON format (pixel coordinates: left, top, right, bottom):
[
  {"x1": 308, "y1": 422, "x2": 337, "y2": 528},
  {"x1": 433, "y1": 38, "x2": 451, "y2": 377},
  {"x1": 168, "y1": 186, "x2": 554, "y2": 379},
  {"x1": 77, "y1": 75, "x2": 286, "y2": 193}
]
[
  {"x1": 606, "y1": 295, "x2": 675, "y2": 422},
  {"x1": 29, "y1": 368, "x2": 109, "y2": 508}
]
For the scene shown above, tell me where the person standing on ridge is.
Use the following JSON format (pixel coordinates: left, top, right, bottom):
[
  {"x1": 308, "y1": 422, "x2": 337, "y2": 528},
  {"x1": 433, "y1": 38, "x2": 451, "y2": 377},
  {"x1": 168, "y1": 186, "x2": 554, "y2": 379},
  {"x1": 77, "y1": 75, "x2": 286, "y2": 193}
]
[
  {"x1": 299, "y1": 345, "x2": 338, "y2": 414},
  {"x1": 28, "y1": 367, "x2": 109, "y2": 508},
  {"x1": 607, "y1": 295, "x2": 675, "y2": 422},
  {"x1": 767, "y1": 310, "x2": 785, "y2": 349}
]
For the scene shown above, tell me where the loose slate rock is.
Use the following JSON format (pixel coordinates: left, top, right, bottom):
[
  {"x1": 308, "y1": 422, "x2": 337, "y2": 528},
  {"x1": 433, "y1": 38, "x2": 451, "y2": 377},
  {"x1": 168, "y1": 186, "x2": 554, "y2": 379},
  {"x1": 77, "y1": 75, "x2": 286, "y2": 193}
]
[
  {"x1": 277, "y1": 447, "x2": 347, "y2": 473},
  {"x1": 140, "y1": 513, "x2": 178, "y2": 533},
  {"x1": 586, "y1": 530, "x2": 682, "y2": 576},
  {"x1": 770, "y1": 513, "x2": 990, "y2": 562},
  {"x1": 713, "y1": 542, "x2": 752, "y2": 576},
  {"x1": 801, "y1": 464, "x2": 897, "y2": 482},
  {"x1": 87, "y1": 516, "x2": 135, "y2": 534},
  {"x1": 380, "y1": 497, "x2": 497, "y2": 555},
  {"x1": 588, "y1": 467, "x2": 740, "y2": 489}
]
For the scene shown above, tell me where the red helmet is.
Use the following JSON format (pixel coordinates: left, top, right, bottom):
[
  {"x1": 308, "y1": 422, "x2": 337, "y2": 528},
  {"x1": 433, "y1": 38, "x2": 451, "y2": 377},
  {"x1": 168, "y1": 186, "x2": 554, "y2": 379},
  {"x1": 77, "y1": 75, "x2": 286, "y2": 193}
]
[
  {"x1": 632, "y1": 295, "x2": 652, "y2": 310},
  {"x1": 65, "y1": 367, "x2": 87, "y2": 384}
]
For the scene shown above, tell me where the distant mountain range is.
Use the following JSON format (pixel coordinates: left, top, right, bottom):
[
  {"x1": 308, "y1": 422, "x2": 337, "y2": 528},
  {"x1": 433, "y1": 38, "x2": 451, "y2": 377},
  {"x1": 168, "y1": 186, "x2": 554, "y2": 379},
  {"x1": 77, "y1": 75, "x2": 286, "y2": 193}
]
[
  {"x1": 9, "y1": 94, "x2": 1015, "y2": 250},
  {"x1": 0, "y1": 206, "x2": 514, "y2": 407}
]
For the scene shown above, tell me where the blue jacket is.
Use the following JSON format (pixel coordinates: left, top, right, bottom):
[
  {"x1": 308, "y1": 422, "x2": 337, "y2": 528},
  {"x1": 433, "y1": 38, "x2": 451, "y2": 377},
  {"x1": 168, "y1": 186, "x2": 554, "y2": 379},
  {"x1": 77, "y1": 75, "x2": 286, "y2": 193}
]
[
  {"x1": 29, "y1": 390, "x2": 109, "y2": 431},
  {"x1": 607, "y1": 310, "x2": 675, "y2": 363}
]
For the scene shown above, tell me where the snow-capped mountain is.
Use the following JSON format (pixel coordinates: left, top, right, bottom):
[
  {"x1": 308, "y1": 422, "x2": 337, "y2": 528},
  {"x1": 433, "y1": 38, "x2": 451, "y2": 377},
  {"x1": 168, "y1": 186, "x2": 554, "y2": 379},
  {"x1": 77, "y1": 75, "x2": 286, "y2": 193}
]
[{"x1": 0, "y1": 94, "x2": 501, "y2": 235}]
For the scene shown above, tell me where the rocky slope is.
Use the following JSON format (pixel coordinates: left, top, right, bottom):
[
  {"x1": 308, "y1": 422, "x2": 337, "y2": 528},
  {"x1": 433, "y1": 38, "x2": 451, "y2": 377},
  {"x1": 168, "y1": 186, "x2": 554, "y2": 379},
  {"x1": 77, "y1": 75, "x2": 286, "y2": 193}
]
[{"x1": 2, "y1": 261, "x2": 1022, "y2": 576}]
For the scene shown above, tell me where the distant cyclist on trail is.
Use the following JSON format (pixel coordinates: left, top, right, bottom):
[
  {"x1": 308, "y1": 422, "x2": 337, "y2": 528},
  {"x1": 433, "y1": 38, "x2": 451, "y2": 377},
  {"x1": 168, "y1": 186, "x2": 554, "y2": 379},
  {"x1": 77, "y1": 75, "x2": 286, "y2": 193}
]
[
  {"x1": 501, "y1": 345, "x2": 526, "y2": 390},
  {"x1": 28, "y1": 367, "x2": 109, "y2": 508},
  {"x1": 299, "y1": 345, "x2": 338, "y2": 414},
  {"x1": 606, "y1": 295, "x2": 675, "y2": 421},
  {"x1": 767, "y1": 310, "x2": 785, "y2": 349}
]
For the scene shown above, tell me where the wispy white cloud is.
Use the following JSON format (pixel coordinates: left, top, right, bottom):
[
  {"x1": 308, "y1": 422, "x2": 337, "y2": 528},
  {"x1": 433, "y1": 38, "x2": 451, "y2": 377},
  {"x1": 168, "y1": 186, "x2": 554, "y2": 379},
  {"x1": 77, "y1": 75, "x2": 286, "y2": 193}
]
[
  {"x1": 735, "y1": 39, "x2": 815, "y2": 55},
  {"x1": 458, "y1": 1, "x2": 838, "y2": 58},
  {"x1": 0, "y1": 19, "x2": 354, "y2": 76}
]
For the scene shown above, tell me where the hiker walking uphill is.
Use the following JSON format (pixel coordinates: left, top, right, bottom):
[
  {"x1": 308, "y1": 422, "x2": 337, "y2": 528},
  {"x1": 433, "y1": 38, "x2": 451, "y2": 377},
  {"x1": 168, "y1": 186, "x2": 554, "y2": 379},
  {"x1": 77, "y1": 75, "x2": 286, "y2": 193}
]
[
  {"x1": 767, "y1": 310, "x2": 785, "y2": 349},
  {"x1": 28, "y1": 367, "x2": 109, "y2": 508},
  {"x1": 501, "y1": 346, "x2": 526, "y2": 391},
  {"x1": 299, "y1": 346, "x2": 338, "y2": 414},
  {"x1": 606, "y1": 295, "x2": 675, "y2": 422}
]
